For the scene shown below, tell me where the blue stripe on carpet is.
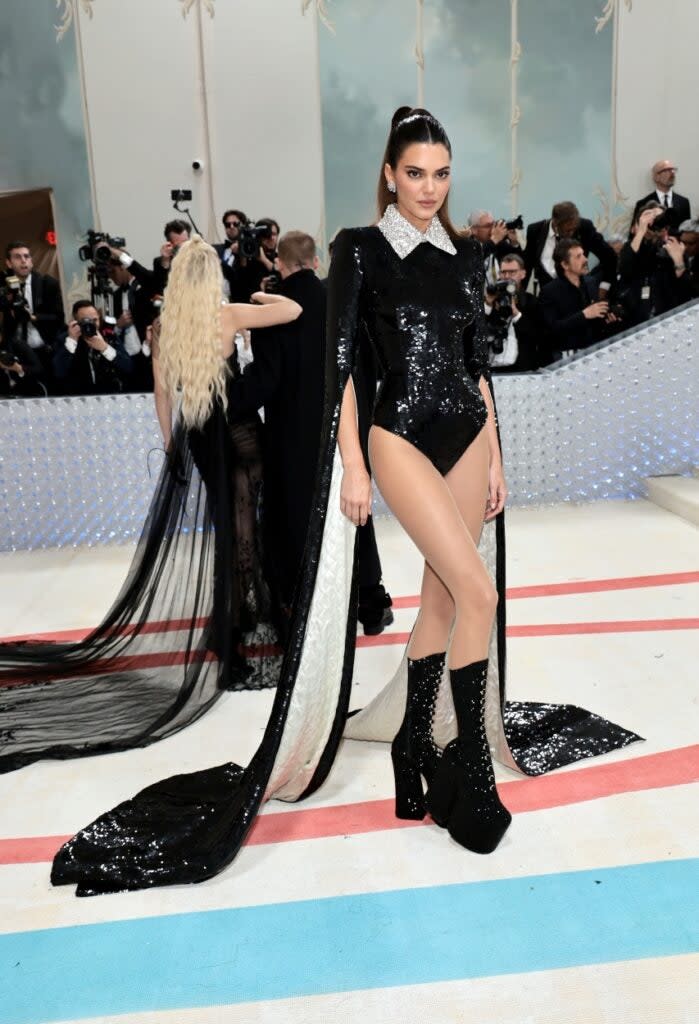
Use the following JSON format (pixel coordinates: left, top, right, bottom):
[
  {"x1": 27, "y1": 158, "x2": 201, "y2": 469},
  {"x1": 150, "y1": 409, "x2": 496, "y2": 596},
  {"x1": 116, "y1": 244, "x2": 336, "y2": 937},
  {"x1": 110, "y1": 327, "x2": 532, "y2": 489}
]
[{"x1": 1, "y1": 858, "x2": 697, "y2": 1024}]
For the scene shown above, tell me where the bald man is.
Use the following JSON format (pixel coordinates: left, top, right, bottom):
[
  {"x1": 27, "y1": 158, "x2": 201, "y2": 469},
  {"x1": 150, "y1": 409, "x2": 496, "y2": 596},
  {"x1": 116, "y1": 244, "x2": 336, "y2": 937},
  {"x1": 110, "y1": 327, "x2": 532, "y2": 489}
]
[{"x1": 632, "y1": 160, "x2": 691, "y2": 233}]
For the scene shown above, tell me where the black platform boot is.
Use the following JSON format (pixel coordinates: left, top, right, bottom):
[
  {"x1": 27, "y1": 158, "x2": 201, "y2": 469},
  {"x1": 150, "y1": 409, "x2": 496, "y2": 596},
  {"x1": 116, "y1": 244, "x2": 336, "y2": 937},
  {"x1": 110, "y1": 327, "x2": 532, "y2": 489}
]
[
  {"x1": 427, "y1": 660, "x2": 511, "y2": 853},
  {"x1": 391, "y1": 652, "x2": 446, "y2": 820}
]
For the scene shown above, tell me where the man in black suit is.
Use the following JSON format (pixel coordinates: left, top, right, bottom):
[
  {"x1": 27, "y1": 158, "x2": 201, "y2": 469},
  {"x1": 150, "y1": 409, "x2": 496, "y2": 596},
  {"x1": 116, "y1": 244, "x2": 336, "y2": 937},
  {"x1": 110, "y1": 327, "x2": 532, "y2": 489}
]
[
  {"x1": 525, "y1": 201, "x2": 617, "y2": 294},
  {"x1": 1, "y1": 240, "x2": 65, "y2": 391},
  {"x1": 226, "y1": 231, "x2": 392, "y2": 638},
  {"x1": 215, "y1": 208, "x2": 250, "y2": 301},
  {"x1": 631, "y1": 160, "x2": 691, "y2": 234},
  {"x1": 540, "y1": 239, "x2": 615, "y2": 359},
  {"x1": 107, "y1": 260, "x2": 156, "y2": 391},
  {"x1": 53, "y1": 300, "x2": 132, "y2": 396}
]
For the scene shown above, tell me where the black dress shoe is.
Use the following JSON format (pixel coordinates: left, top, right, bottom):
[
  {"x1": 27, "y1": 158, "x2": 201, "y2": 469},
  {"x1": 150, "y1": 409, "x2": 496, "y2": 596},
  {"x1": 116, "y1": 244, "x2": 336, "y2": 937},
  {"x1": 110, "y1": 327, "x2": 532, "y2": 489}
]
[{"x1": 357, "y1": 584, "x2": 394, "y2": 636}]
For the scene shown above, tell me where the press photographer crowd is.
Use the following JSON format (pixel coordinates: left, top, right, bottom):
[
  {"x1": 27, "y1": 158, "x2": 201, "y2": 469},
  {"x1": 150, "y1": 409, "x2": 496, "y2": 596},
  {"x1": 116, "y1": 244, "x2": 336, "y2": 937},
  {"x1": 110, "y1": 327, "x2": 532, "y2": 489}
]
[{"x1": 1, "y1": 158, "x2": 697, "y2": 398}]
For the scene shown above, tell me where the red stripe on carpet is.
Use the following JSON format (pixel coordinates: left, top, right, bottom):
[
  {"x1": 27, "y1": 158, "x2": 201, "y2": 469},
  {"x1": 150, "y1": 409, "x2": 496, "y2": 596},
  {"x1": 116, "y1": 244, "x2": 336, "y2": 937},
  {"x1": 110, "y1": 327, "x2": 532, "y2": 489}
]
[
  {"x1": 357, "y1": 618, "x2": 699, "y2": 648},
  {"x1": 3, "y1": 571, "x2": 696, "y2": 646},
  {"x1": 390, "y1": 569, "x2": 699, "y2": 608},
  {"x1": 2, "y1": 617, "x2": 695, "y2": 685},
  {"x1": 1, "y1": 744, "x2": 696, "y2": 866},
  {"x1": 0, "y1": 650, "x2": 216, "y2": 689}
]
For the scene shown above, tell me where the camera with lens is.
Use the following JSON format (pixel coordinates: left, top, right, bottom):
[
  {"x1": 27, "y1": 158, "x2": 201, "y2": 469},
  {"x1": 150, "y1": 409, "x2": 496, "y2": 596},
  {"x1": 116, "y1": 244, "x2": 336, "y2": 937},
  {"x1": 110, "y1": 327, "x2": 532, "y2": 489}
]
[
  {"x1": 3, "y1": 274, "x2": 27, "y2": 310},
  {"x1": 485, "y1": 279, "x2": 518, "y2": 355},
  {"x1": 78, "y1": 230, "x2": 126, "y2": 299},
  {"x1": 0, "y1": 348, "x2": 18, "y2": 369},
  {"x1": 504, "y1": 214, "x2": 523, "y2": 231},
  {"x1": 78, "y1": 229, "x2": 126, "y2": 265},
  {"x1": 78, "y1": 317, "x2": 99, "y2": 340},
  {"x1": 238, "y1": 220, "x2": 273, "y2": 261},
  {"x1": 488, "y1": 278, "x2": 517, "y2": 312}
]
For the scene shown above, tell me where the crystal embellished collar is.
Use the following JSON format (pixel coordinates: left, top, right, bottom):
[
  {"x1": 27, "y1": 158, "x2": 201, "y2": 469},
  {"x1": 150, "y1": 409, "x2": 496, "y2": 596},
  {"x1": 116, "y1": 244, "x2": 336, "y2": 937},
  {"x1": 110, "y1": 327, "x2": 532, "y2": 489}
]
[{"x1": 377, "y1": 202, "x2": 457, "y2": 259}]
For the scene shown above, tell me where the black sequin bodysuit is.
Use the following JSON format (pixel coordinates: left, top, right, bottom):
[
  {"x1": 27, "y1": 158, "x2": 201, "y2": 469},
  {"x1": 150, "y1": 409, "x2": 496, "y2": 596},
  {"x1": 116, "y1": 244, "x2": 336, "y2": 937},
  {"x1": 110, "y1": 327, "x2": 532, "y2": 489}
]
[{"x1": 330, "y1": 205, "x2": 490, "y2": 476}]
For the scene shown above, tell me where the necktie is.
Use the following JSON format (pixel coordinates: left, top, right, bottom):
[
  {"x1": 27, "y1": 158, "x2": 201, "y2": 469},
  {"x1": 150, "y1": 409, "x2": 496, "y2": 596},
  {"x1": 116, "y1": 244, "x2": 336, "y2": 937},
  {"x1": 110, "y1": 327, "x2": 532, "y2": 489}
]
[{"x1": 663, "y1": 193, "x2": 670, "y2": 209}]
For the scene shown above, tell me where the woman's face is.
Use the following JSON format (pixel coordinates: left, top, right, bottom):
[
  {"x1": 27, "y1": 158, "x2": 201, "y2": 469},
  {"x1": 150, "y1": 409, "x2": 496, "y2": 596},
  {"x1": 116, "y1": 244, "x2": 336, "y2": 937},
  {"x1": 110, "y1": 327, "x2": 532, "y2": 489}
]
[{"x1": 386, "y1": 142, "x2": 451, "y2": 231}]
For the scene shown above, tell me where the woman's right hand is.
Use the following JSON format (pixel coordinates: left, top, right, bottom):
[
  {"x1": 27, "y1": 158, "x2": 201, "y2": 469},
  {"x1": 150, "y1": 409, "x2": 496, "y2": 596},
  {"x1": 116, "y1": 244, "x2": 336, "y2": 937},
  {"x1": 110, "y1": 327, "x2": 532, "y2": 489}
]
[{"x1": 340, "y1": 461, "x2": 372, "y2": 526}]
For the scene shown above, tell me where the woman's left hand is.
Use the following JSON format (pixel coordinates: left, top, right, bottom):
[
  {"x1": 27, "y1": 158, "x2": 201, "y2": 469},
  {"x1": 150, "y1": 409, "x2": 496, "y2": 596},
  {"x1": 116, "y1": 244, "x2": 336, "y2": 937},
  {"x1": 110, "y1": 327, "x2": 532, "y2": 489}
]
[{"x1": 485, "y1": 461, "x2": 507, "y2": 521}]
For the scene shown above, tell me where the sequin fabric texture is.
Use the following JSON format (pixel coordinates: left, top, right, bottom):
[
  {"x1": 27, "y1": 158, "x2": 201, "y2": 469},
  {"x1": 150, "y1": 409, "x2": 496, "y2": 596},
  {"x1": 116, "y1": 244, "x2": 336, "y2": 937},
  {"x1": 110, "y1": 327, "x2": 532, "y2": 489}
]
[{"x1": 338, "y1": 205, "x2": 489, "y2": 476}]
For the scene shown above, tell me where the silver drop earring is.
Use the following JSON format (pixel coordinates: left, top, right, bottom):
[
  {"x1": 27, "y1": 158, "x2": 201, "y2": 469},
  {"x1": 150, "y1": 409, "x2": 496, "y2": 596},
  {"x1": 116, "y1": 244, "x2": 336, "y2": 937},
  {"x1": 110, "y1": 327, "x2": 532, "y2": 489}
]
[{"x1": 387, "y1": 180, "x2": 397, "y2": 194}]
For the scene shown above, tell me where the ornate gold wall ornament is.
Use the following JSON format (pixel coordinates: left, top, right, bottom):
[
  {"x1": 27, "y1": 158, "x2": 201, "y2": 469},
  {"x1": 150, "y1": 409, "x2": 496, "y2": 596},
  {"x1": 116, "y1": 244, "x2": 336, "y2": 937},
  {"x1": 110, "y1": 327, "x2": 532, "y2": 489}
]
[
  {"x1": 509, "y1": 0, "x2": 522, "y2": 216},
  {"x1": 181, "y1": 0, "x2": 215, "y2": 18},
  {"x1": 415, "y1": 0, "x2": 425, "y2": 106},
  {"x1": 55, "y1": 0, "x2": 94, "y2": 42},
  {"x1": 596, "y1": 0, "x2": 633, "y2": 34},
  {"x1": 301, "y1": 0, "x2": 335, "y2": 34},
  {"x1": 594, "y1": 0, "x2": 632, "y2": 233}
]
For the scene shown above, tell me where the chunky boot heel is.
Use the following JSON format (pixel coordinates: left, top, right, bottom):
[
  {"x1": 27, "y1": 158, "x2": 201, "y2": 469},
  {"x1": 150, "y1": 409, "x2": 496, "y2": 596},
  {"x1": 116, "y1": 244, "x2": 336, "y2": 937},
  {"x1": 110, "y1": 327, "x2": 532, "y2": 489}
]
[
  {"x1": 426, "y1": 660, "x2": 511, "y2": 852},
  {"x1": 390, "y1": 651, "x2": 445, "y2": 820},
  {"x1": 425, "y1": 743, "x2": 458, "y2": 827},
  {"x1": 391, "y1": 748, "x2": 427, "y2": 819}
]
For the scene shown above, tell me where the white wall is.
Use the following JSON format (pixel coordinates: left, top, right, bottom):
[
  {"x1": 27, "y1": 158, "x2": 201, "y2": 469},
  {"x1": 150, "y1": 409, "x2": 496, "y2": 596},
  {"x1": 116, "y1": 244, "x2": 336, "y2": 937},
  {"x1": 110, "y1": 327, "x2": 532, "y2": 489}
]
[
  {"x1": 77, "y1": 0, "x2": 324, "y2": 266},
  {"x1": 616, "y1": 0, "x2": 699, "y2": 216},
  {"x1": 74, "y1": 0, "x2": 699, "y2": 266}
]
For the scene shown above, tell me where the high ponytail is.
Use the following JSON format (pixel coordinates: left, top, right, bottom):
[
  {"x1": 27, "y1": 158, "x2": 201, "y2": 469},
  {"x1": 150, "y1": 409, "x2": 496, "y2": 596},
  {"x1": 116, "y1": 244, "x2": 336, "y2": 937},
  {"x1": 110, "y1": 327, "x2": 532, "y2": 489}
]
[{"x1": 377, "y1": 106, "x2": 462, "y2": 240}]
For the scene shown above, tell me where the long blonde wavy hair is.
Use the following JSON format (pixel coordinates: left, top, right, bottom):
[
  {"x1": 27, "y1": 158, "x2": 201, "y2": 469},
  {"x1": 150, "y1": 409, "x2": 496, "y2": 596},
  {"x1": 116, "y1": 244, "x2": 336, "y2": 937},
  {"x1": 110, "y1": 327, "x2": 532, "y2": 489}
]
[{"x1": 158, "y1": 235, "x2": 229, "y2": 428}]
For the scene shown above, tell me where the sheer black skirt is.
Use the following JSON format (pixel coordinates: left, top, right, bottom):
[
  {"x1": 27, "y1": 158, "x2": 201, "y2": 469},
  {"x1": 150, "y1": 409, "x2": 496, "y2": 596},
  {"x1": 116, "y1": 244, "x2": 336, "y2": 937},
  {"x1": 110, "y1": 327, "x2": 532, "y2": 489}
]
[{"x1": 0, "y1": 405, "x2": 280, "y2": 775}]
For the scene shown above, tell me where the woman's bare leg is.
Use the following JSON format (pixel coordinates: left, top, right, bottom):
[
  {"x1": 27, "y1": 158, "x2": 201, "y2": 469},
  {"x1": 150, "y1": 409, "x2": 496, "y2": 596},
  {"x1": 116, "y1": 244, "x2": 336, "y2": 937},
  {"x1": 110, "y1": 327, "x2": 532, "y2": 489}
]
[{"x1": 369, "y1": 426, "x2": 496, "y2": 669}]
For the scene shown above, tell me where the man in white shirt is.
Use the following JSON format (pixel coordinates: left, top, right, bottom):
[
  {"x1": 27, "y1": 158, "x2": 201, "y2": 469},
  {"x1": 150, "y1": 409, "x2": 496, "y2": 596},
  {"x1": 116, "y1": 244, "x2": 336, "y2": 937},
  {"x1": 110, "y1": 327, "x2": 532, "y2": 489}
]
[
  {"x1": 2, "y1": 241, "x2": 64, "y2": 351},
  {"x1": 631, "y1": 161, "x2": 691, "y2": 233},
  {"x1": 53, "y1": 300, "x2": 132, "y2": 395},
  {"x1": 467, "y1": 210, "x2": 521, "y2": 286}
]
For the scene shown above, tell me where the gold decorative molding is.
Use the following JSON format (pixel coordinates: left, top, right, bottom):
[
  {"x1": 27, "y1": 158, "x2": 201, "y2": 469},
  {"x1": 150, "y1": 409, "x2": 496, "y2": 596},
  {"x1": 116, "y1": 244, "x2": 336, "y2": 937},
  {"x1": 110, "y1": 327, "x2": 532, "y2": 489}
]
[
  {"x1": 415, "y1": 0, "x2": 425, "y2": 106},
  {"x1": 181, "y1": 0, "x2": 215, "y2": 18},
  {"x1": 595, "y1": 0, "x2": 632, "y2": 34},
  {"x1": 301, "y1": 0, "x2": 335, "y2": 34},
  {"x1": 509, "y1": 0, "x2": 522, "y2": 215},
  {"x1": 55, "y1": 0, "x2": 94, "y2": 42},
  {"x1": 595, "y1": 0, "x2": 632, "y2": 233}
]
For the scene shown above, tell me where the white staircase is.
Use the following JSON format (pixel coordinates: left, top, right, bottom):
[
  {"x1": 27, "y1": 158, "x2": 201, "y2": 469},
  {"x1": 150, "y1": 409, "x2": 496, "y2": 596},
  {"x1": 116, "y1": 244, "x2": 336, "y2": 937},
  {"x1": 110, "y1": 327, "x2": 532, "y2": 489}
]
[{"x1": 645, "y1": 471, "x2": 699, "y2": 527}]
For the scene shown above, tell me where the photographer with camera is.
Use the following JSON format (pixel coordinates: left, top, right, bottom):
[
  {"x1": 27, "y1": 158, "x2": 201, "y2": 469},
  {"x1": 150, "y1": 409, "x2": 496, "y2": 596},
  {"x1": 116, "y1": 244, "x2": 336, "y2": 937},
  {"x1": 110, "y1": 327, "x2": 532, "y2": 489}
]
[
  {"x1": 1, "y1": 240, "x2": 64, "y2": 392},
  {"x1": 53, "y1": 300, "x2": 133, "y2": 396},
  {"x1": 468, "y1": 210, "x2": 523, "y2": 285},
  {"x1": 215, "y1": 208, "x2": 248, "y2": 268},
  {"x1": 107, "y1": 260, "x2": 157, "y2": 391},
  {"x1": 226, "y1": 217, "x2": 282, "y2": 300},
  {"x1": 250, "y1": 217, "x2": 282, "y2": 295},
  {"x1": 540, "y1": 239, "x2": 619, "y2": 360},
  {"x1": 0, "y1": 324, "x2": 46, "y2": 397},
  {"x1": 484, "y1": 254, "x2": 549, "y2": 372},
  {"x1": 109, "y1": 220, "x2": 190, "y2": 300},
  {"x1": 617, "y1": 202, "x2": 689, "y2": 327}
]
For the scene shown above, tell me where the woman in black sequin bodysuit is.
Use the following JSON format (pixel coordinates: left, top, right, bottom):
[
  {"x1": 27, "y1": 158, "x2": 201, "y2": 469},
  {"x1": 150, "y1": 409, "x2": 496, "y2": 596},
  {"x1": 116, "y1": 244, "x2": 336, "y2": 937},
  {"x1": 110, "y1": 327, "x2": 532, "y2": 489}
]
[
  {"x1": 333, "y1": 108, "x2": 512, "y2": 851},
  {"x1": 0, "y1": 118, "x2": 639, "y2": 897}
]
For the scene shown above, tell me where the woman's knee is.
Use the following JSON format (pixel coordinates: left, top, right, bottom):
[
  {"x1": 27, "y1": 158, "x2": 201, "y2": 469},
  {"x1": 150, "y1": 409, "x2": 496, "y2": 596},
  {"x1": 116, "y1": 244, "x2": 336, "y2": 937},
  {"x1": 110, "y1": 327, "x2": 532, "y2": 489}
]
[{"x1": 451, "y1": 569, "x2": 498, "y2": 620}]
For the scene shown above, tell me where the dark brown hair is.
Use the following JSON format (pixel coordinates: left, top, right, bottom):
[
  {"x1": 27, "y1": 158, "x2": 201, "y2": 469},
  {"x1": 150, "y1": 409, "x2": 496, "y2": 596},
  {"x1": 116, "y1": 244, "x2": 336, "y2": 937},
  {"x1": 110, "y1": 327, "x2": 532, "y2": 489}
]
[
  {"x1": 551, "y1": 201, "x2": 580, "y2": 226},
  {"x1": 633, "y1": 199, "x2": 663, "y2": 227},
  {"x1": 553, "y1": 237, "x2": 584, "y2": 277},
  {"x1": 377, "y1": 107, "x2": 461, "y2": 240}
]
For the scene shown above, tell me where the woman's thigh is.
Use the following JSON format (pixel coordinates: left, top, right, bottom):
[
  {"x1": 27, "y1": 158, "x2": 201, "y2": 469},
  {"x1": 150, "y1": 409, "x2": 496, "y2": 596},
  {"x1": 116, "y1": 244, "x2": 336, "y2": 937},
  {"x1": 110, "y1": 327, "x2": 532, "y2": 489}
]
[{"x1": 368, "y1": 426, "x2": 488, "y2": 599}]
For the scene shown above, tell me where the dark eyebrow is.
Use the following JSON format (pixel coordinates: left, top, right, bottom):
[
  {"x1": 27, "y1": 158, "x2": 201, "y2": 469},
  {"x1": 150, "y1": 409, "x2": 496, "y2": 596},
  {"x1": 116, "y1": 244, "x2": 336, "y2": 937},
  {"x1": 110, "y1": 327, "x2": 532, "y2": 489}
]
[{"x1": 404, "y1": 165, "x2": 451, "y2": 172}]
